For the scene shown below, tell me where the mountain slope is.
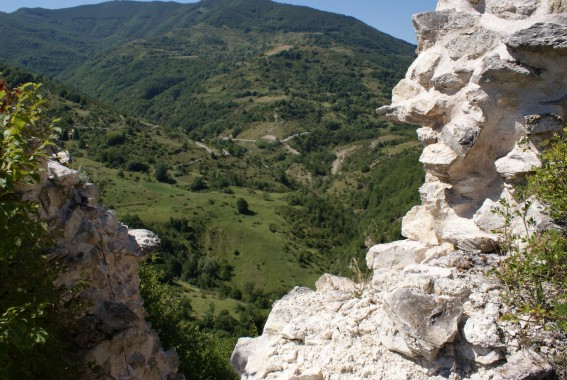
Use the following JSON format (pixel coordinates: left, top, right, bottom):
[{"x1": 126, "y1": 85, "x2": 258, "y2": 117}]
[
  {"x1": 0, "y1": 3, "x2": 425, "y2": 369},
  {"x1": 0, "y1": 1, "x2": 415, "y2": 136},
  {"x1": 0, "y1": 0, "x2": 423, "y2": 284}
]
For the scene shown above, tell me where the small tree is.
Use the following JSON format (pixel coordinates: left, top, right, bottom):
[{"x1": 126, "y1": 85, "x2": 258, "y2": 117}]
[
  {"x1": 0, "y1": 80, "x2": 74, "y2": 378},
  {"x1": 190, "y1": 176, "x2": 207, "y2": 191},
  {"x1": 155, "y1": 163, "x2": 175, "y2": 183},
  {"x1": 236, "y1": 197, "x2": 249, "y2": 214}
]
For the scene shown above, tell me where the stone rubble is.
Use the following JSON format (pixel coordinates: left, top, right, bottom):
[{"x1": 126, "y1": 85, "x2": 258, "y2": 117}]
[
  {"x1": 232, "y1": 0, "x2": 566, "y2": 378},
  {"x1": 19, "y1": 159, "x2": 181, "y2": 380}
]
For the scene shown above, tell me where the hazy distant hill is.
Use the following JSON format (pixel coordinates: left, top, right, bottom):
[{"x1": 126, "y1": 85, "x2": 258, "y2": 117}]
[{"x1": 0, "y1": 0, "x2": 415, "y2": 137}]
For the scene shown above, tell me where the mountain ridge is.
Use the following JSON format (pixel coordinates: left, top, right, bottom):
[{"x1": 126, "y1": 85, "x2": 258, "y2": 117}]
[{"x1": 1, "y1": 0, "x2": 415, "y2": 76}]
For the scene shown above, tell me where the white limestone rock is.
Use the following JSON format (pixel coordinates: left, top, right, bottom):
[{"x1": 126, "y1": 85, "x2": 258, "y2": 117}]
[
  {"x1": 494, "y1": 350, "x2": 554, "y2": 379},
  {"x1": 416, "y1": 127, "x2": 438, "y2": 145},
  {"x1": 476, "y1": 350, "x2": 504, "y2": 366},
  {"x1": 315, "y1": 274, "x2": 357, "y2": 294},
  {"x1": 24, "y1": 159, "x2": 181, "y2": 380},
  {"x1": 441, "y1": 121, "x2": 481, "y2": 157},
  {"x1": 402, "y1": 206, "x2": 440, "y2": 245},
  {"x1": 473, "y1": 198, "x2": 506, "y2": 233},
  {"x1": 430, "y1": 67, "x2": 473, "y2": 92},
  {"x1": 290, "y1": 368, "x2": 324, "y2": 380},
  {"x1": 479, "y1": 55, "x2": 537, "y2": 86},
  {"x1": 487, "y1": 0, "x2": 539, "y2": 19},
  {"x1": 382, "y1": 288, "x2": 464, "y2": 360},
  {"x1": 419, "y1": 143, "x2": 460, "y2": 172},
  {"x1": 410, "y1": 51, "x2": 442, "y2": 87},
  {"x1": 462, "y1": 316, "x2": 503, "y2": 348},
  {"x1": 47, "y1": 160, "x2": 80, "y2": 187},
  {"x1": 366, "y1": 240, "x2": 429, "y2": 270},
  {"x1": 128, "y1": 229, "x2": 161, "y2": 257},
  {"x1": 433, "y1": 277, "x2": 470, "y2": 298},
  {"x1": 402, "y1": 264, "x2": 453, "y2": 279},
  {"x1": 231, "y1": 337, "x2": 255, "y2": 374},
  {"x1": 421, "y1": 242, "x2": 455, "y2": 263},
  {"x1": 441, "y1": 217, "x2": 499, "y2": 252},
  {"x1": 53, "y1": 150, "x2": 72, "y2": 164},
  {"x1": 506, "y1": 22, "x2": 567, "y2": 52},
  {"x1": 495, "y1": 143, "x2": 542, "y2": 181}
]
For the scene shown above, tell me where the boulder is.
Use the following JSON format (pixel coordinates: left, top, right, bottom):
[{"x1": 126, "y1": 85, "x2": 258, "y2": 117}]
[
  {"x1": 495, "y1": 143, "x2": 542, "y2": 181},
  {"x1": 494, "y1": 351, "x2": 554, "y2": 379},
  {"x1": 383, "y1": 288, "x2": 464, "y2": 360},
  {"x1": 462, "y1": 316, "x2": 503, "y2": 348},
  {"x1": 473, "y1": 198, "x2": 506, "y2": 233},
  {"x1": 524, "y1": 113, "x2": 565, "y2": 135},
  {"x1": 430, "y1": 69, "x2": 472, "y2": 91},
  {"x1": 441, "y1": 121, "x2": 481, "y2": 157},
  {"x1": 410, "y1": 51, "x2": 442, "y2": 86},
  {"x1": 506, "y1": 22, "x2": 567, "y2": 52},
  {"x1": 129, "y1": 229, "x2": 161, "y2": 256},
  {"x1": 402, "y1": 206, "x2": 440, "y2": 245},
  {"x1": 366, "y1": 240, "x2": 429, "y2": 270},
  {"x1": 47, "y1": 160, "x2": 80, "y2": 187},
  {"x1": 419, "y1": 143, "x2": 460, "y2": 173},
  {"x1": 416, "y1": 127, "x2": 438, "y2": 145},
  {"x1": 478, "y1": 55, "x2": 537, "y2": 85}
]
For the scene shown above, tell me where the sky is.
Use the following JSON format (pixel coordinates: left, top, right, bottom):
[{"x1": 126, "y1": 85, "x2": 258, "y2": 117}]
[{"x1": 0, "y1": 0, "x2": 439, "y2": 44}]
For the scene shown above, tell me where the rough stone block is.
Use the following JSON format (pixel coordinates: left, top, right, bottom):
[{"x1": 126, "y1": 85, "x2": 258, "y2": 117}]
[
  {"x1": 366, "y1": 240, "x2": 429, "y2": 270},
  {"x1": 506, "y1": 22, "x2": 567, "y2": 52},
  {"x1": 419, "y1": 143, "x2": 459, "y2": 172},
  {"x1": 495, "y1": 143, "x2": 541, "y2": 181},
  {"x1": 48, "y1": 160, "x2": 80, "y2": 187},
  {"x1": 462, "y1": 316, "x2": 503, "y2": 348},
  {"x1": 524, "y1": 113, "x2": 564, "y2": 135},
  {"x1": 383, "y1": 288, "x2": 464, "y2": 360}
]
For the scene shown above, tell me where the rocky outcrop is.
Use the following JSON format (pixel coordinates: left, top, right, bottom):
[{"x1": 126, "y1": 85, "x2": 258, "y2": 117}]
[
  {"x1": 383, "y1": 0, "x2": 567, "y2": 250},
  {"x1": 19, "y1": 160, "x2": 181, "y2": 380},
  {"x1": 232, "y1": 1, "x2": 566, "y2": 379}
]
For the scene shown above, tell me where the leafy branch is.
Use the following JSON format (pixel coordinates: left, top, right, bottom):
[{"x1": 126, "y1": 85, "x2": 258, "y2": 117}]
[{"x1": 492, "y1": 129, "x2": 566, "y2": 332}]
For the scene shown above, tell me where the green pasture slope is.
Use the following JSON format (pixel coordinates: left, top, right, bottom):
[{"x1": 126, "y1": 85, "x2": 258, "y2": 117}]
[{"x1": 0, "y1": 1, "x2": 425, "y2": 371}]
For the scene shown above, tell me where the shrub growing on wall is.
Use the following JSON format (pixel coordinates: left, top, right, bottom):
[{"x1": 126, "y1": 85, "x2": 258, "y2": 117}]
[
  {"x1": 495, "y1": 128, "x2": 566, "y2": 333},
  {"x1": 0, "y1": 80, "x2": 73, "y2": 378}
]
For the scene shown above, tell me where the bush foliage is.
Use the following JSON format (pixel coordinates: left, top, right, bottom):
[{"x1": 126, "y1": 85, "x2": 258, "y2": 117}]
[
  {"x1": 0, "y1": 80, "x2": 73, "y2": 378},
  {"x1": 495, "y1": 129, "x2": 567, "y2": 332},
  {"x1": 139, "y1": 260, "x2": 238, "y2": 379}
]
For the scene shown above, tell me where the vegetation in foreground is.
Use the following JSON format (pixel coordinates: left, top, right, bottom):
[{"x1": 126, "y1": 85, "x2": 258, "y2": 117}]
[
  {"x1": 493, "y1": 128, "x2": 566, "y2": 375},
  {"x1": 0, "y1": 81, "x2": 77, "y2": 378}
]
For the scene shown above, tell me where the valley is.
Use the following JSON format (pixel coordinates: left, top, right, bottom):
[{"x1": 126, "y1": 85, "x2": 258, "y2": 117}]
[{"x1": 0, "y1": 1, "x2": 424, "y2": 377}]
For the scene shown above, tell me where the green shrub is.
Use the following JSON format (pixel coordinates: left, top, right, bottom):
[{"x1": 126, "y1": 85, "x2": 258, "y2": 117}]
[
  {"x1": 236, "y1": 197, "x2": 249, "y2": 214},
  {"x1": 0, "y1": 80, "x2": 74, "y2": 378},
  {"x1": 139, "y1": 260, "x2": 238, "y2": 379},
  {"x1": 105, "y1": 132, "x2": 126, "y2": 146},
  {"x1": 126, "y1": 160, "x2": 149, "y2": 172},
  {"x1": 529, "y1": 128, "x2": 567, "y2": 223},
  {"x1": 190, "y1": 176, "x2": 207, "y2": 191},
  {"x1": 155, "y1": 163, "x2": 175, "y2": 183},
  {"x1": 494, "y1": 129, "x2": 566, "y2": 332}
]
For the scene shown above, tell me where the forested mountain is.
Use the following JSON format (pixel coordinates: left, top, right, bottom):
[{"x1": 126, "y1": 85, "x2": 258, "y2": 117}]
[
  {"x1": 0, "y1": 0, "x2": 415, "y2": 138},
  {"x1": 0, "y1": 2, "x2": 423, "y2": 376}
]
